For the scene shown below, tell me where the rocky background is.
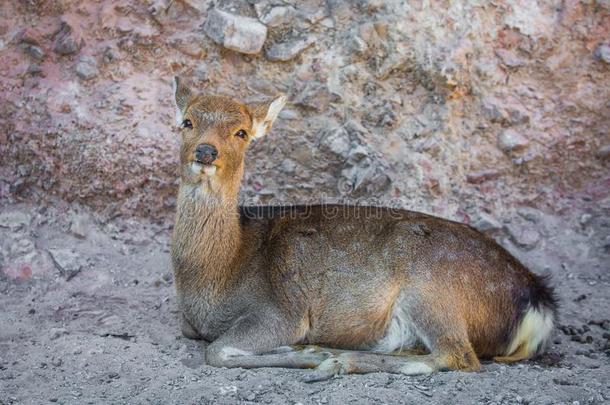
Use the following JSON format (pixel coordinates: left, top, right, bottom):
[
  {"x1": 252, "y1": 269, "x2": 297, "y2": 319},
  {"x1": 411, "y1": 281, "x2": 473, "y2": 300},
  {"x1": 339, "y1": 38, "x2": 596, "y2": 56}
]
[
  {"x1": 0, "y1": 0, "x2": 608, "y2": 220},
  {"x1": 1, "y1": 1, "x2": 610, "y2": 403}
]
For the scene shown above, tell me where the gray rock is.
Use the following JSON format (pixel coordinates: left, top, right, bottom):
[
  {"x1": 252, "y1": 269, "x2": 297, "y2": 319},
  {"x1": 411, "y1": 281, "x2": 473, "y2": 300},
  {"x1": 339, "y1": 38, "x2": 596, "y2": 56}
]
[
  {"x1": 517, "y1": 207, "x2": 542, "y2": 223},
  {"x1": 27, "y1": 63, "x2": 43, "y2": 76},
  {"x1": 351, "y1": 35, "x2": 369, "y2": 55},
  {"x1": 48, "y1": 248, "x2": 84, "y2": 280},
  {"x1": 292, "y1": 82, "x2": 333, "y2": 111},
  {"x1": 69, "y1": 214, "x2": 90, "y2": 239},
  {"x1": 279, "y1": 159, "x2": 297, "y2": 174},
  {"x1": 102, "y1": 46, "x2": 120, "y2": 64},
  {"x1": 320, "y1": 127, "x2": 351, "y2": 158},
  {"x1": 506, "y1": 107, "x2": 530, "y2": 125},
  {"x1": 497, "y1": 129, "x2": 529, "y2": 152},
  {"x1": 75, "y1": 55, "x2": 98, "y2": 80},
  {"x1": 10, "y1": 238, "x2": 35, "y2": 257},
  {"x1": 203, "y1": 9, "x2": 267, "y2": 55},
  {"x1": 472, "y1": 213, "x2": 502, "y2": 232},
  {"x1": 594, "y1": 43, "x2": 610, "y2": 64},
  {"x1": 579, "y1": 213, "x2": 592, "y2": 226},
  {"x1": 21, "y1": 44, "x2": 45, "y2": 60},
  {"x1": 0, "y1": 211, "x2": 31, "y2": 231},
  {"x1": 495, "y1": 48, "x2": 525, "y2": 68},
  {"x1": 49, "y1": 327, "x2": 68, "y2": 340},
  {"x1": 278, "y1": 109, "x2": 298, "y2": 120},
  {"x1": 53, "y1": 22, "x2": 83, "y2": 55},
  {"x1": 482, "y1": 97, "x2": 506, "y2": 123},
  {"x1": 266, "y1": 35, "x2": 316, "y2": 62},
  {"x1": 257, "y1": 5, "x2": 295, "y2": 27},
  {"x1": 504, "y1": 223, "x2": 540, "y2": 250}
]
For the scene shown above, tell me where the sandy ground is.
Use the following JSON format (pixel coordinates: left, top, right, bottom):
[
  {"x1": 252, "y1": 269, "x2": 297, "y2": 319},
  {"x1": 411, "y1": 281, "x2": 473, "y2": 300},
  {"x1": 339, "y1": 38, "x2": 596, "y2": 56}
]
[{"x1": 0, "y1": 202, "x2": 609, "y2": 405}]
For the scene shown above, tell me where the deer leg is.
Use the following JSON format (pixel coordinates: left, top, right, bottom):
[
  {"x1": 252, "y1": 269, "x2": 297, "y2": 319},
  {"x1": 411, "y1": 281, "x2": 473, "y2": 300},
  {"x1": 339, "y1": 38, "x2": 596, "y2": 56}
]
[
  {"x1": 305, "y1": 295, "x2": 481, "y2": 382},
  {"x1": 180, "y1": 314, "x2": 202, "y2": 340},
  {"x1": 204, "y1": 312, "x2": 332, "y2": 370},
  {"x1": 304, "y1": 345, "x2": 480, "y2": 382}
]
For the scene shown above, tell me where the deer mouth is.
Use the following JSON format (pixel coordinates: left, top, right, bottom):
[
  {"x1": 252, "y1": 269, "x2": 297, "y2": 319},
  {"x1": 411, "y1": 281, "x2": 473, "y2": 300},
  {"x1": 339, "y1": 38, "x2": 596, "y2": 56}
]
[{"x1": 191, "y1": 161, "x2": 217, "y2": 176}]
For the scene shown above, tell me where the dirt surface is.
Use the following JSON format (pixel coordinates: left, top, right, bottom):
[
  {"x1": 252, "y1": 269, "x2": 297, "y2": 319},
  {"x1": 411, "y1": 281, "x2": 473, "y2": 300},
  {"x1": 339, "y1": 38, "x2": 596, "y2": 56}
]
[{"x1": 1, "y1": 201, "x2": 608, "y2": 405}]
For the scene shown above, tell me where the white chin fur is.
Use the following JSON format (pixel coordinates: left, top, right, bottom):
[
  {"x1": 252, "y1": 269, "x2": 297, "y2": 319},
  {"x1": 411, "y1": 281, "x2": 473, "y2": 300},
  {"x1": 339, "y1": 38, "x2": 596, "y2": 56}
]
[
  {"x1": 190, "y1": 162, "x2": 217, "y2": 176},
  {"x1": 203, "y1": 165, "x2": 217, "y2": 176},
  {"x1": 190, "y1": 162, "x2": 203, "y2": 174}
]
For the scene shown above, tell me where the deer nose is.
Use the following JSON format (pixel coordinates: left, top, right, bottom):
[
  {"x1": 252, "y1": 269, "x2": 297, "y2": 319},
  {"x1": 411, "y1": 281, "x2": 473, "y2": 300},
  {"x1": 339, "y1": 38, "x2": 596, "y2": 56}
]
[{"x1": 194, "y1": 143, "x2": 218, "y2": 165}]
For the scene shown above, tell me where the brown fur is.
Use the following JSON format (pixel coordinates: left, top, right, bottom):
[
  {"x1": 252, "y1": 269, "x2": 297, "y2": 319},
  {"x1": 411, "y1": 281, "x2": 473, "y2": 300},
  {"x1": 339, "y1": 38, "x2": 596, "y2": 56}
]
[{"x1": 170, "y1": 77, "x2": 556, "y2": 378}]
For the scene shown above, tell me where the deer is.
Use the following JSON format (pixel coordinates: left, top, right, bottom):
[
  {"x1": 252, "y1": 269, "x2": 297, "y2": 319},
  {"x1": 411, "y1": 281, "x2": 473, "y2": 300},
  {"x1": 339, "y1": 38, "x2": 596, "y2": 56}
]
[{"x1": 170, "y1": 76, "x2": 557, "y2": 381}]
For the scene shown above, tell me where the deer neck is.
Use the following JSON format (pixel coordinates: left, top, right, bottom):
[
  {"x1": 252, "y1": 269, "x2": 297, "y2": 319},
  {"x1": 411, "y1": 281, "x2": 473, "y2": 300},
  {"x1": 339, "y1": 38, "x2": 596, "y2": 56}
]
[{"x1": 171, "y1": 183, "x2": 242, "y2": 297}]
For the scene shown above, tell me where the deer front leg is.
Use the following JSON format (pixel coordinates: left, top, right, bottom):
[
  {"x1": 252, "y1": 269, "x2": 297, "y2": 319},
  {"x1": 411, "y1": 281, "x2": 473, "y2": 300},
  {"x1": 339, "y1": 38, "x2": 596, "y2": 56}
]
[
  {"x1": 204, "y1": 311, "x2": 331, "y2": 369},
  {"x1": 180, "y1": 314, "x2": 202, "y2": 340}
]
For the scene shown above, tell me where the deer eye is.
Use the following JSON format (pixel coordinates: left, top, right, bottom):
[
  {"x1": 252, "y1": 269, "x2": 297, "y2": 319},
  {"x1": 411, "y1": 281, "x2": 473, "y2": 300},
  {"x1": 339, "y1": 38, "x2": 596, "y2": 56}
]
[
  {"x1": 234, "y1": 129, "x2": 247, "y2": 139},
  {"x1": 181, "y1": 119, "x2": 192, "y2": 129}
]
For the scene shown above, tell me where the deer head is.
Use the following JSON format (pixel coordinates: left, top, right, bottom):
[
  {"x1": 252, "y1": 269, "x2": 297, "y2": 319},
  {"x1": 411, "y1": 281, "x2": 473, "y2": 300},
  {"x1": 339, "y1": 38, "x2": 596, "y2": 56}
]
[{"x1": 172, "y1": 77, "x2": 286, "y2": 200}]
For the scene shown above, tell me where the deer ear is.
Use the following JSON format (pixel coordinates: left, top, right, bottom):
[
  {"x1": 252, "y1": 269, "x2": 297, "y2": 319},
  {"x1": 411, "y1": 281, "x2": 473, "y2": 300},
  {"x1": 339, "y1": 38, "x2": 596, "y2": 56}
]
[
  {"x1": 248, "y1": 94, "x2": 287, "y2": 139},
  {"x1": 173, "y1": 76, "x2": 193, "y2": 125}
]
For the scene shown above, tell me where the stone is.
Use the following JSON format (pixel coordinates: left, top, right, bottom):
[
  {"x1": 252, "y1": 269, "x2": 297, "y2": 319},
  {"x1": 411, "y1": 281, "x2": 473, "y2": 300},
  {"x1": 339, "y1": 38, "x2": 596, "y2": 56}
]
[
  {"x1": 278, "y1": 109, "x2": 298, "y2": 120},
  {"x1": 506, "y1": 107, "x2": 530, "y2": 125},
  {"x1": 27, "y1": 63, "x2": 43, "y2": 76},
  {"x1": 351, "y1": 36, "x2": 368, "y2": 55},
  {"x1": 266, "y1": 35, "x2": 316, "y2": 62},
  {"x1": 495, "y1": 48, "x2": 525, "y2": 67},
  {"x1": 482, "y1": 97, "x2": 506, "y2": 123},
  {"x1": 517, "y1": 207, "x2": 542, "y2": 223},
  {"x1": 321, "y1": 127, "x2": 352, "y2": 158},
  {"x1": 75, "y1": 55, "x2": 98, "y2": 80},
  {"x1": 0, "y1": 211, "x2": 31, "y2": 231},
  {"x1": 594, "y1": 43, "x2": 610, "y2": 64},
  {"x1": 258, "y1": 5, "x2": 295, "y2": 27},
  {"x1": 69, "y1": 214, "x2": 90, "y2": 239},
  {"x1": 10, "y1": 237, "x2": 35, "y2": 257},
  {"x1": 203, "y1": 9, "x2": 267, "y2": 55},
  {"x1": 53, "y1": 21, "x2": 83, "y2": 55},
  {"x1": 48, "y1": 248, "x2": 84, "y2": 280},
  {"x1": 497, "y1": 129, "x2": 529, "y2": 152},
  {"x1": 472, "y1": 213, "x2": 502, "y2": 232},
  {"x1": 21, "y1": 44, "x2": 45, "y2": 60},
  {"x1": 102, "y1": 46, "x2": 120, "y2": 64},
  {"x1": 504, "y1": 223, "x2": 540, "y2": 251},
  {"x1": 292, "y1": 82, "x2": 333, "y2": 111},
  {"x1": 49, "y1": 327, "x2": 68, "y2": 340}
]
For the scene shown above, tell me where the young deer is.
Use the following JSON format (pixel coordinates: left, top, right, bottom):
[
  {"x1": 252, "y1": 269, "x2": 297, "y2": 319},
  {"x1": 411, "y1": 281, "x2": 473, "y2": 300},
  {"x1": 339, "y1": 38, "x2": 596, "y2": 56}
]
[{"x1": 170, "y1": 77, "x2": 556, "y2": 380}]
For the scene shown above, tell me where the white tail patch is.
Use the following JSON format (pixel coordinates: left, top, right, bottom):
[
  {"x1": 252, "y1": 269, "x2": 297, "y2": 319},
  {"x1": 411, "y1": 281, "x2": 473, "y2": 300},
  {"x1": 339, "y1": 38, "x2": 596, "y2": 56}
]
[{"x1": 504, "y1": 306, "x2": 554, "y2": 358}]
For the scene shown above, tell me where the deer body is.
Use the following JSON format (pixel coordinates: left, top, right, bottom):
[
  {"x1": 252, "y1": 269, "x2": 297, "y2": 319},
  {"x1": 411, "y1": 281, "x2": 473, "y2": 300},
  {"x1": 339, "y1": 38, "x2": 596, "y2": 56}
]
[{"x1": 170, "y1": 77, "x2": 556, "y2": 379}]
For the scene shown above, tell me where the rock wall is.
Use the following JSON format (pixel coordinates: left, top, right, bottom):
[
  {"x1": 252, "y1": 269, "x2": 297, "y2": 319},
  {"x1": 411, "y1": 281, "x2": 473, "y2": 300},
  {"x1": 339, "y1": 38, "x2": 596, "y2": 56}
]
[{"x1": 1, "y1": 1, "x2": 609, "y2": 238}]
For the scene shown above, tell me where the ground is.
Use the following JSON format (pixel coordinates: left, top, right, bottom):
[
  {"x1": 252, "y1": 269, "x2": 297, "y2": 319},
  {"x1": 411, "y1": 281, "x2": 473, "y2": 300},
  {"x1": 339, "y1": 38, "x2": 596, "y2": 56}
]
[{"x1": 0, "y1": 202, "x2": 608, "y2": 405}]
